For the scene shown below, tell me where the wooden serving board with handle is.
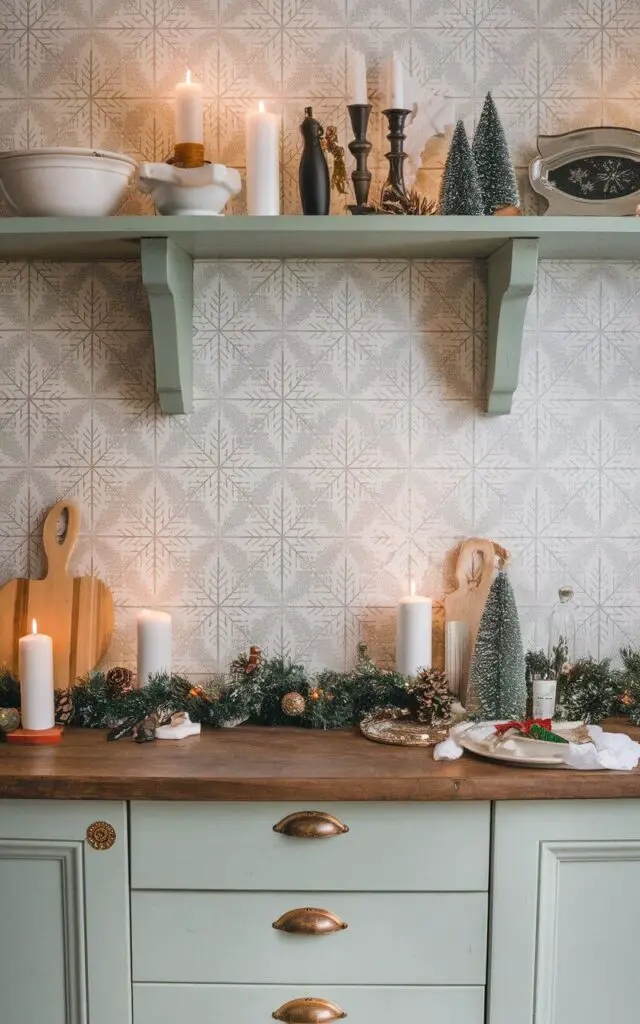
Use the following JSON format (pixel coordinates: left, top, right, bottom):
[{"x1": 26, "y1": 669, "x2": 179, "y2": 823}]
[{"x1": 0, "y1": 502, "x2": 114, "y2": 689}]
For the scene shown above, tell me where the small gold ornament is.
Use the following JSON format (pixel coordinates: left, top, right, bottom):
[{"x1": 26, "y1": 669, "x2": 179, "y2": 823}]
[
  {"x1": 281, "y1": 691, "x2": 306, "y2": 716},
  {"x1": 0, "y1": 708, "x2": 20, "y2": 733},
  {"x1": 86, "y1": 821, "x2": 116, "y2": 851},
  {"x1": 621, "y1": 692, "x2": 635, "y2": 707}
]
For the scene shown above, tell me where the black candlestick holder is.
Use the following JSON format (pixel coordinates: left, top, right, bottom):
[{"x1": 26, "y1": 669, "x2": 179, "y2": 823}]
[
  {"x1": 382, "y1": 107, "x2": 412, "y2": 197},
  {"x1": 347, "y1": 103, "x2": 375, "y2": 215}
]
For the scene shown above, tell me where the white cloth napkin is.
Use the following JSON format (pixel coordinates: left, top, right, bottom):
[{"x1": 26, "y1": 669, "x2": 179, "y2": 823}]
[{"x1": 434, "y1": 722, "x2": 640, "y2": 771}]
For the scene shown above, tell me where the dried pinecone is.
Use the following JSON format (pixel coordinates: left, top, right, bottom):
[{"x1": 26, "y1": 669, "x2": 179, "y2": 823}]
[
  {"x1": 54, "y1": 689, "x2": 74, "y2": 726},
  {"x1": 379, "y1": 185, "x2": 437, "y2": 216},
  {"x1": 404, "y1": 669, "x2": 454, "y2": 725},
  {"x1": 105, "y1": 666, "x2": 134, "y2": 698}
]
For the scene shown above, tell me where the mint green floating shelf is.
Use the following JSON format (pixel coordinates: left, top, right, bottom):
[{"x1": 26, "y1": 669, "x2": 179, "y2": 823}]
[{"x1": 0, "y1": 215, "x2": 637, "y2": 415}]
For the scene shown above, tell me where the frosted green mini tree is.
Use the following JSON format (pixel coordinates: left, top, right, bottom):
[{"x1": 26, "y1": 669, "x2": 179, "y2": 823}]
[
  {"x1": 467, "y1": 569, "x2": 526, "y2": 719},
  {"x1": 472, "y1": 92, "x2": 520, "y2": 214},
  {"x1": 438, "y1": 120, "x2": 484, "y2": 216}
]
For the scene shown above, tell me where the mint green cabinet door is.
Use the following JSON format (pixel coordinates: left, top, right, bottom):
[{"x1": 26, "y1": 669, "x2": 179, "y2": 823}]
[
  {"x1": 489, "y1": 799, "x2": 640, "y2": 1024},
  {"x1": 0, "y1": 800, "x2": 131, "y2": 1024}
]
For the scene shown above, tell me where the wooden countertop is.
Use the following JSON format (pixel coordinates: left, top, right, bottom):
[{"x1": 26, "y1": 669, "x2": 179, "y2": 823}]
[{"x1": 1, "y1": 724, "x2": 640, "y2": 801}]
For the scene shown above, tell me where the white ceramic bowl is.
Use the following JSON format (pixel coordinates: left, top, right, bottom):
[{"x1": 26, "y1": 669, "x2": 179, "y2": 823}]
[{"x1": 0, "y1": 148, "x2": 138, "y2": 216}]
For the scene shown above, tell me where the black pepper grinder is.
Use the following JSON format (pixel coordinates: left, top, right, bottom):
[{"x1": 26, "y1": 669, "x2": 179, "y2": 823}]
[{"x1": 299, "y1": 106, "x2": 330, "y2": 215}]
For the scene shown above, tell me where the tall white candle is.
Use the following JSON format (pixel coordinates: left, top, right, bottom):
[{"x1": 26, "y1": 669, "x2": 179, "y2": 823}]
[
  {"x1": 387, "y1": 53, "x2": 405, "y2": 109},
  {"x1": 349, "y1": 50, "x2": 368, "y2": 105},
  {"x1": 137, "y1": 610, "x2": 172, "y2": 686},
  {"x1": 245, "y1": 100, "x2": 280, "y2": 215},
  {"x1": 396, "y1": 585, "x2": 432, "y2": 676},
  {"x1": 18, "y1": 619, "x2": 54, "y2": 731},
  {"x1": 175, "y1": 69, "x2": 203, "y2": 144}
]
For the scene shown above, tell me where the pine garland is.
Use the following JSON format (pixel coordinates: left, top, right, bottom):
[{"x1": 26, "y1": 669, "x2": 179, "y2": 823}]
[
  {"x1": 0, "y1": 645, "x2": 452, "y2": 741},
  {"x1": 3, "y1": 640, "x2": 640, "y2": 742}
]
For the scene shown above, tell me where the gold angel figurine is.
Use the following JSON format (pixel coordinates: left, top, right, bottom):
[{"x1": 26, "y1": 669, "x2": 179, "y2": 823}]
[{"x1": 322, "y1": 125, "x2": 349, "y2": 196}]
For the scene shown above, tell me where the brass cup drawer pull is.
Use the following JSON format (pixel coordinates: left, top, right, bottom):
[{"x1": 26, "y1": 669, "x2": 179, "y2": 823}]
[
  {"x1": 273, "y1": 811, "x2": 349, "y2": 839},
  {"x1": 272, "y1": 907, "x2": 348, "y2": 935},
  {"x1": 273, "y1": 999, "x2": 347, "y2": 1023}
]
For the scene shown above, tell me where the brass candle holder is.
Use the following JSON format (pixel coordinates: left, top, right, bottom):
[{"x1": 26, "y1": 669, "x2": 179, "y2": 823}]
[{"x1": 170, "y1": 142, "x2": 206, "y2": 168}]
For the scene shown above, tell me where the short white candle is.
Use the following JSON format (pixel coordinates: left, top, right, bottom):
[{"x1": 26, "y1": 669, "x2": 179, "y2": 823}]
[
  {"x1": 396, "y1": 585, "x2": 432, "y2": 676},
  {"x1": 175, "y1": 69, "x2": 203, "y2": 144},
  {"x1": 245, "y1": 100, "x2": 280, "y2": 215},
  {"x1": 387, "y1": 52, "x2": 405, "y2": 109},
  {"x1": 349, "y1": 50, "x2": 368, "y2": 105},
  {"x1": 137, "y1": 610, "x2": 172, "y2": 686},
  {"x1": 18, "y1": 619, "x2": 55, "y2": 731}
]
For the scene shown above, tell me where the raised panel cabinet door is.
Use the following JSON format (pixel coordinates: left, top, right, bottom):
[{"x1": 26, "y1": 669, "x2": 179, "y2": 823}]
[
  {"x1": 489, "y1": 799, "x2": 640, "y2": 1024},
  {"x1": 0, "y1": 800, "x2": 131, "y2": 1024}
]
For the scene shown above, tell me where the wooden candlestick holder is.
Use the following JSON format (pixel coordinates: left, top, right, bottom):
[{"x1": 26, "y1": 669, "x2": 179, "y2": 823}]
[
  {"x1": 170, "y1": 142, "x2": 206, "y2": 169},
  {"x1": 347, "y1": 103, "x2": 375, "y2": 215},
  {"x1": 382, "y1": 108, "x2": 412, "y2": 197}
]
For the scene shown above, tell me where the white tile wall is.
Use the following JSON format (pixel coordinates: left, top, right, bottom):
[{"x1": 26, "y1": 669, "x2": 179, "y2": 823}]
[{"x1": 0, "y1": 0, "x2": 639, "y2": 674}]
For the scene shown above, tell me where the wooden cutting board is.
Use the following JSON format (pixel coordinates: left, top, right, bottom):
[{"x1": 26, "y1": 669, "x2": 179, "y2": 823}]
[
  {"x1": 444, "y1": 538, "x2": 510, "y2": 701},
  {"x1": 0, "y1": 502, "x2": 114, "y2": 689}
]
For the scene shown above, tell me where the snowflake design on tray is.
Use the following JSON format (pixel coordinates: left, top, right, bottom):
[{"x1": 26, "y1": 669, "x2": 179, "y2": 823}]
[
  {"x1": 596, "y1": 158, "x2": 636, "y2": 195},
  {"x1": 568, "y1": 167, "x2": 595, "y2": 194}
]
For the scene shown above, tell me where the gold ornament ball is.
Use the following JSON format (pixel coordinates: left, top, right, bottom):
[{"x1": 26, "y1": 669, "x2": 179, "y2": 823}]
[
  {"x1": 281, "y1": 692, "x2": 306, "y2": 717},
  {"x1": 0, "y1": 707, "x2": 20, "y2": 733}
]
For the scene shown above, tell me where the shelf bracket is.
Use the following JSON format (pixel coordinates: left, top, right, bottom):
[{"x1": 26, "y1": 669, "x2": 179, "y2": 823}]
[
  {"x1": 141, "y1": 237, "x2": 193, "y2": 414},
  {"x1": 486, "y1": 237, "x2": 539, "y2": 415}
]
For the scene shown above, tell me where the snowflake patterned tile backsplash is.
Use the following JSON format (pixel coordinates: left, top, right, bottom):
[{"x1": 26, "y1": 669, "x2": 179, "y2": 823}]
[
  {"x1": 1, "y1": 0, "x2": 640, "y2": 673},
  {"x1": 1, "y1": 257, "x2": 640, "y2": 675}
]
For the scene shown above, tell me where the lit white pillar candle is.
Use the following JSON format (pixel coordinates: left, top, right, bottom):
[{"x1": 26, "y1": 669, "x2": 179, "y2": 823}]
[
  {"x1": 175, "y1": 69, "x2": 204, "y2": 144},
  {"x1": 396, "y1": 584, "x2": 432, "y2": 676},
  {"x1": 18, "y1": 619, "x2": 54, "y2": 731},
  {"x1": 387, "y1": 52, "x2": 405, "y2": 109},
  {"x1": 245, "y1": 100, "x2": 280, "y2": 215},
  {"x1": 137, "y1": 610, "x2": 172, "y2": 686},
  {"x1": 349, "y1": 50, "x2": 368, "y2": 105}
]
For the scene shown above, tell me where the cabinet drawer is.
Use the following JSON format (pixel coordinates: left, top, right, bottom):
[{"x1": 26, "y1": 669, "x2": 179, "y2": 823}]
[
  {"x1": 130, "y1": 801, "x2": 489, "y2": 891},
  {"x1": 133, "y1": 984, "x2": 485, "y2": 1024},
  {"x1": 132, "y1": 891, "x2": 487, "y2": 985}
]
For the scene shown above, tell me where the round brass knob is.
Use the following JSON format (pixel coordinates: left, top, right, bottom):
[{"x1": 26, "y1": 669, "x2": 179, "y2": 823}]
[
  {"x1": 272, "y1": 998, "x2": 347, "y2": 1023},
  {"x1": 273, "y1": 811, "x2": 349, "y2": 839},
  {"x1": 86, "y1": 821, "x2": 116, "y2": 851},
  {"x1": 272, "y1": 907, "x2": 348, "y2": 935}
]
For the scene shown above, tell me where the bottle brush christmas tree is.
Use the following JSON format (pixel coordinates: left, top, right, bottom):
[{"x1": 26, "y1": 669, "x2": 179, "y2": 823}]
[
  {"x1": 467, "y1": 569, "x2": 526, "y2": 719},
  {"x1": 439, "y1": 119, "x2": 484, "y2": 215},
  {"x1": 472, "y1": 92, "x2": 520, "y2": 215}
]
